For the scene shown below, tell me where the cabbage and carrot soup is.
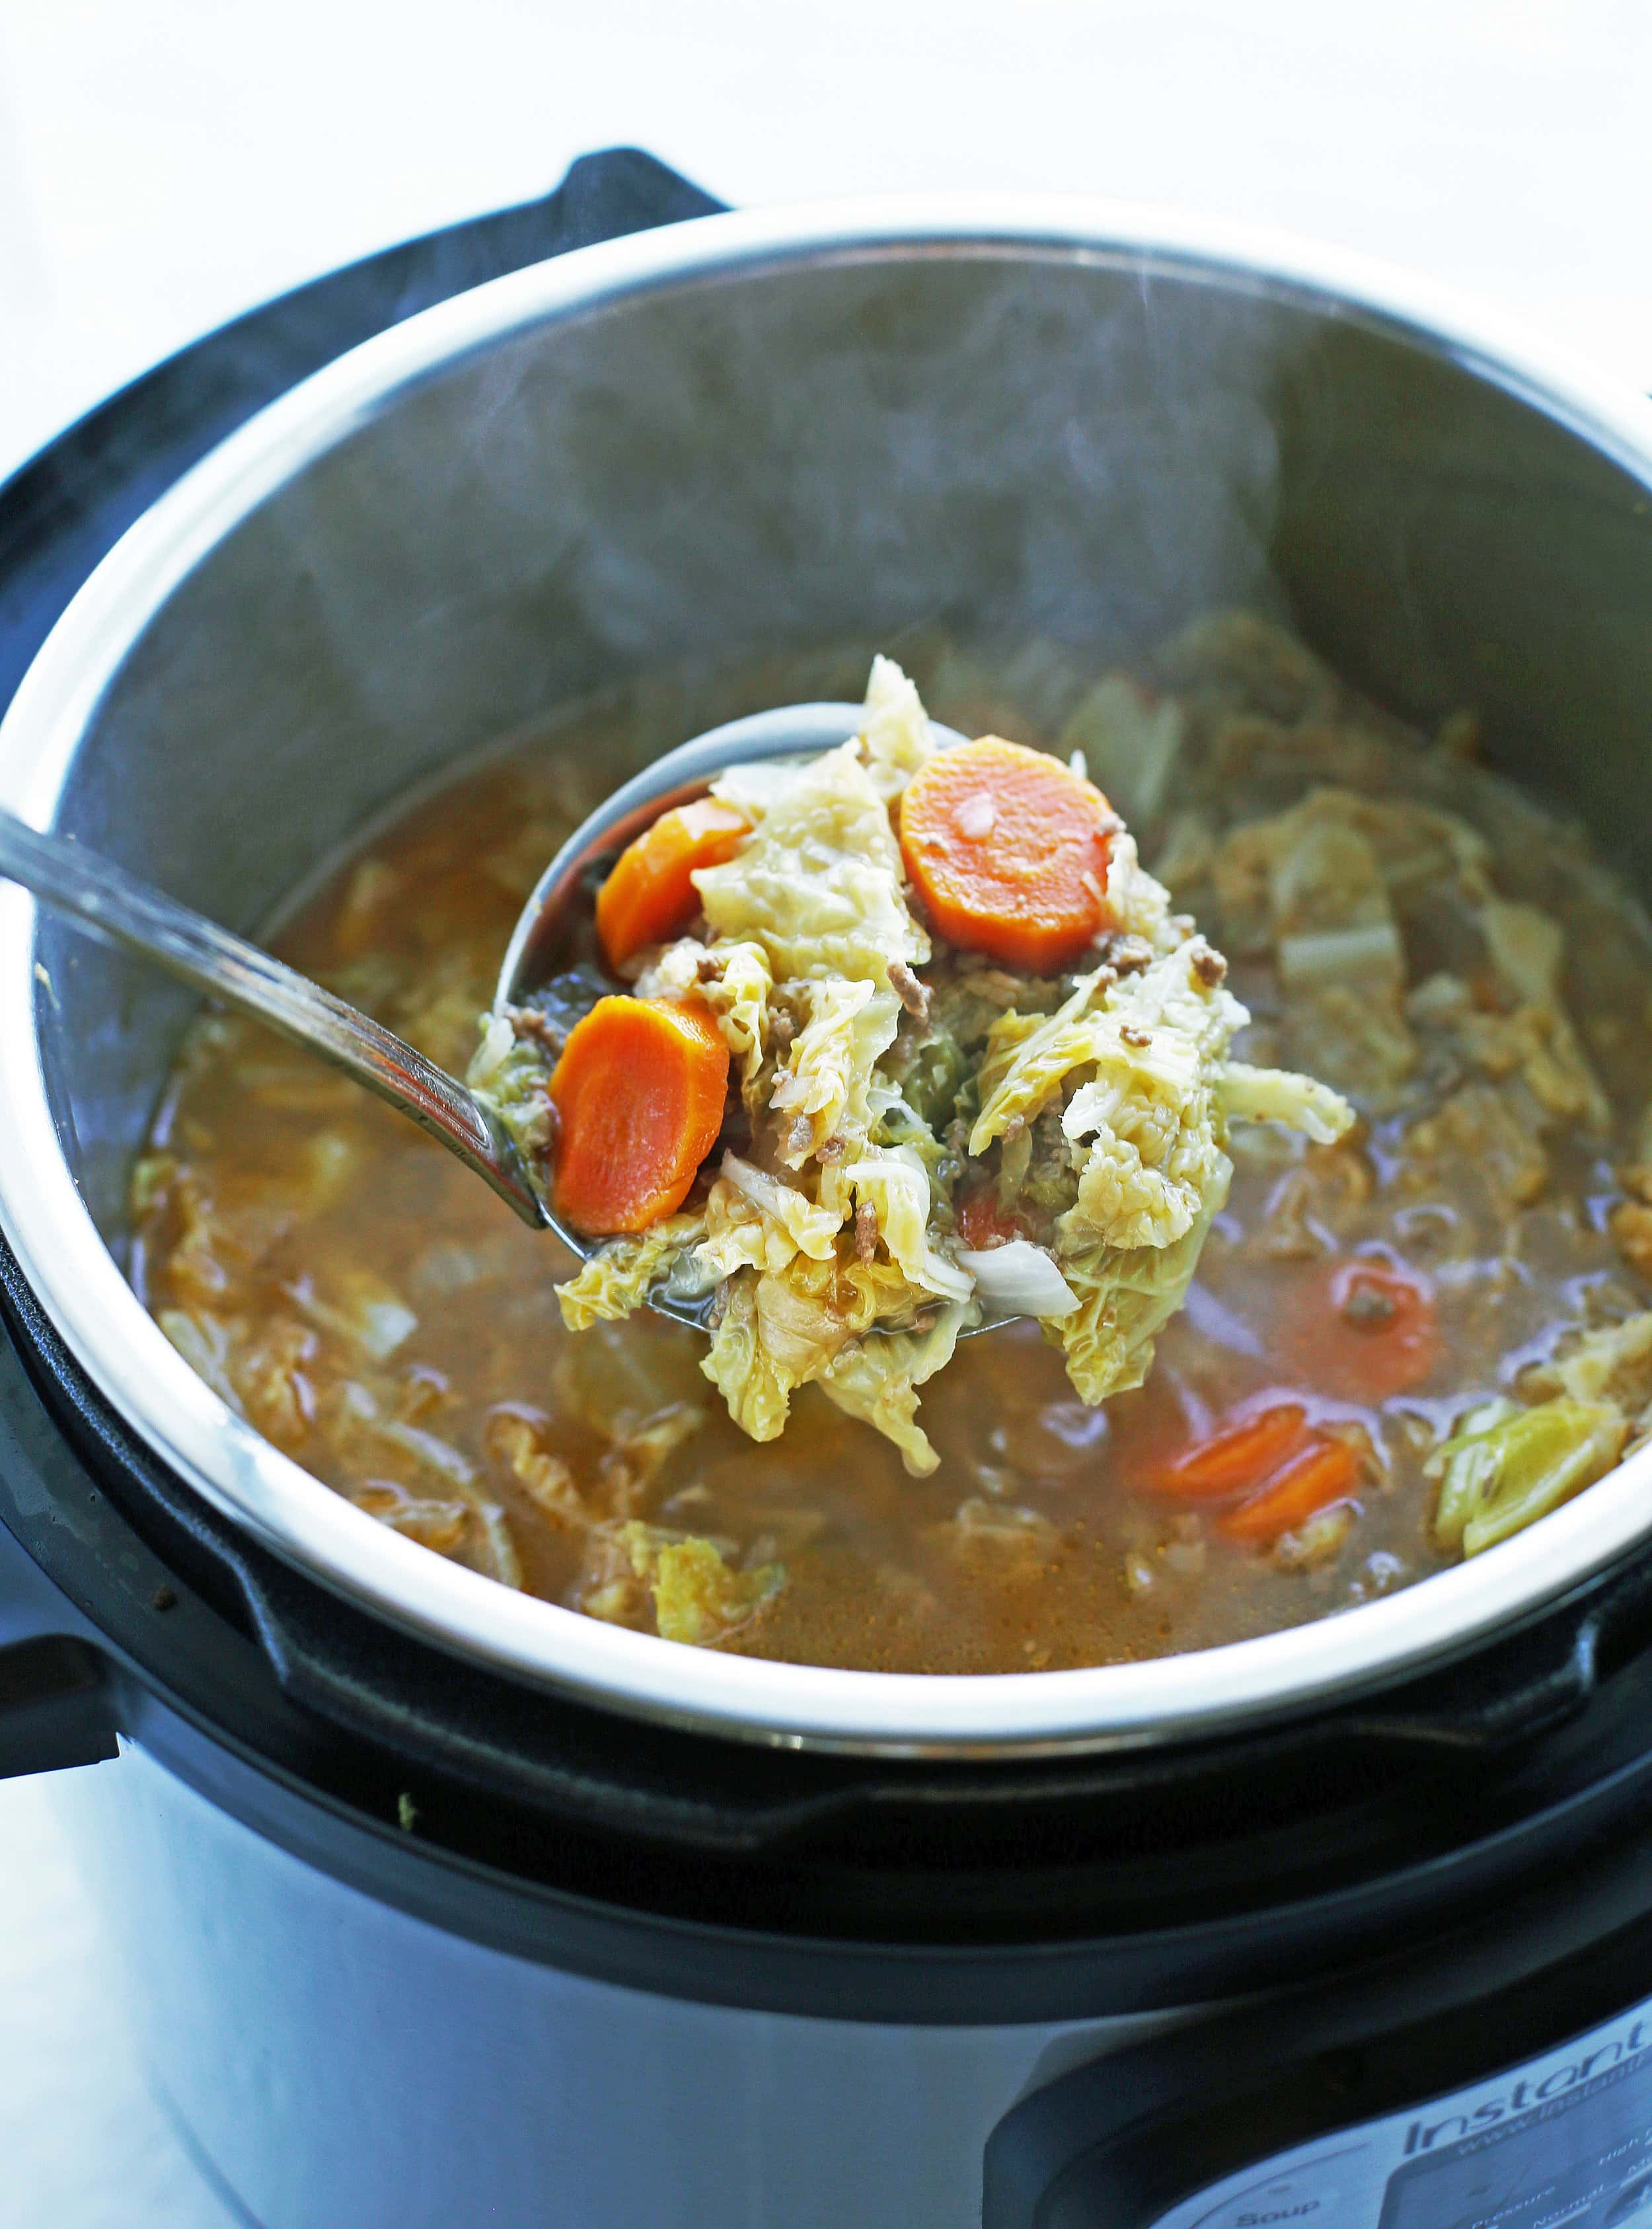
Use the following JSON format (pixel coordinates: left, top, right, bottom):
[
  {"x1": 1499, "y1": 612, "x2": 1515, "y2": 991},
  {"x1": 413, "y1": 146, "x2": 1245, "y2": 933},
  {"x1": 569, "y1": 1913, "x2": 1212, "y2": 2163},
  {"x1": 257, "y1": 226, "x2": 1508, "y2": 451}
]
[{"x1": 131, "y1": 617, "x2": 1652, "y2": 1673}]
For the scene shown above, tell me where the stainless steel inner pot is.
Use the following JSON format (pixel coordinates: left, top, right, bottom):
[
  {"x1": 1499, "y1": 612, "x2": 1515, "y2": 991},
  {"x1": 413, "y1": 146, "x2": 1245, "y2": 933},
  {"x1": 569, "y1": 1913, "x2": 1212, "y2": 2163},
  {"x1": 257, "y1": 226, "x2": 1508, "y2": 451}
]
[{"x1": 7, "y1": 199, "x2": 1652, "y2": 1757}]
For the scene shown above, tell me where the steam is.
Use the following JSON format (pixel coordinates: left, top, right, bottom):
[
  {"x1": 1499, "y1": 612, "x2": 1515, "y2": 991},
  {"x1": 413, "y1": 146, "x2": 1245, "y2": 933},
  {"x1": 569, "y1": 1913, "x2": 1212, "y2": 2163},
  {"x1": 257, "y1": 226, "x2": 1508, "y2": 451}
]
[
  {"x1": 256, "y1": 249, "x2": 1291, "y2": 757},
  {"x1": 44, "y1": 244, "x2": 1300, "y2": 1241}
]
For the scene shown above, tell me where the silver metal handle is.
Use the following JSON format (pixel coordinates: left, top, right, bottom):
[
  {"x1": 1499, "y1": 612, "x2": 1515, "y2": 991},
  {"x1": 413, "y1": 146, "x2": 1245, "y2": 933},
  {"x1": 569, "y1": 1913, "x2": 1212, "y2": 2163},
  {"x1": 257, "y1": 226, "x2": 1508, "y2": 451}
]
[{"x1": 0, "y1": 810, "x2": 548, "y2": 1229}]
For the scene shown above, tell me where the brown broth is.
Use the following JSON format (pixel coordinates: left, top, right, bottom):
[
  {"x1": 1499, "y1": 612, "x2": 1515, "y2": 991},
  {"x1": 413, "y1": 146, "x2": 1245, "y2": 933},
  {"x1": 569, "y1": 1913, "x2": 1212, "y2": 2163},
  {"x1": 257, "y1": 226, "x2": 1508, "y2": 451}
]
[{"x1": 130, "y1": 632, "x2": 1652, "y2": 1673}]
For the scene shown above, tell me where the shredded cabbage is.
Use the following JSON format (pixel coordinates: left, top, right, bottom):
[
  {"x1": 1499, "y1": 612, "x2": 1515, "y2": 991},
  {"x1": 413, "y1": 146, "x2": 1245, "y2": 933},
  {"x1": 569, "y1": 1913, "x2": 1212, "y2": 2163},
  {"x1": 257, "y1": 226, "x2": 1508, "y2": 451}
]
[
  {"x1": 1546, "y1": 1310, "x2": 1652, "y2": 1414},
  {"x1": 636, "y1": 938, "x2": 772, "y2": 1099},
  {"x1": 695, "y1": 1176, "x2": 791, "y2": 1281},
  {"x1": 158, "y1": 1308, "x2": 244, "y2": 1413},
  {"x1": 1049, "y1": 1164, "x2": 1232, "y2": 1404},
  {"x1": 1456, "y1": 1001, "x2": 1609, "y2": 1129},
  {"x1": 1406, "y1": 1082, "x2": 1550, "y2": 1213},
  {"x1": 714, "y1": 1154, "x2": 842, "y2": 1262},
  {"x1": 466, "y1": 1016, "x2": 558, "y2": 1162},
  {"x1": 1480, "y1": 898, "x2": 1563, "y2": 1005},
  {"x1": 698, "y1": 739, "x2": 926, "y2": 987},
  {"x1": 1277, "y1": 922, "x2": 1405, "y2": 992},
  {"x1": 860, "y1": 652, "x2": 938, "y2": 800},
  {"x1": 700, "y1": 1242, "x2": 944, "y2": 1452},
  {"x1": 556, "y1": 1214, "x2": 706, "y2": 1331},
  {"x1": 817, "y1": 1303, "x2": 975, "y2": 1476},
  {"x1": 620, "y1": 1521, "x2": 784, "y2": 1645},
  {"x1": 843, "y1": 1147, "x2": 975, "y2": 1303},
  {"x1": 1101, "y1": 825, "x2": 1183, "y2": 949},
  {"x1": 955, "y1": 1240, "x2": 1078, "y2": 1319},
  {"x1": 1429, "y1": 1398, "x2": 1626, "y2": 1557},
  {"x1": 971, "y1": 969, "x2": 1117, "y2": 1151},
  {"x1": 1210, "y1": 794, "x2": 1418, "y2": 1100},
  {"x1": 1206, "y1": 786, "x2": 1606, "y2": 1127},
  {"x1": 700, "y1": 1271, "x2": 794, "y2": 1441},
  {"x1": 1219, "y1": 1063, "x2": 1357, "y2": 1147},
  {"x1": 1059, "y1": 675, "x2": 1184, "y2": 825},
  {"x1": 769, "y1": 978, "x2": 900, "y2": 1165},
  {"x1": 970, "y1": 942, "x2": 1268, "y2": 1259},
  {"x1": 285, "y1": 1269, "x2": 418, "y2": 1362}
]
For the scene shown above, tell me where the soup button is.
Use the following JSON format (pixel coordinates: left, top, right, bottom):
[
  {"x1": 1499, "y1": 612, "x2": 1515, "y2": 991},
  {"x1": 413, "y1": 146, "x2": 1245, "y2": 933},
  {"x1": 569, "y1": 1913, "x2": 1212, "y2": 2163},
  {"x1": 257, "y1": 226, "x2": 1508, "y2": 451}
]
[{"x1": 1157, "y1": 2167, "x2": 1344, "y2": 2229}]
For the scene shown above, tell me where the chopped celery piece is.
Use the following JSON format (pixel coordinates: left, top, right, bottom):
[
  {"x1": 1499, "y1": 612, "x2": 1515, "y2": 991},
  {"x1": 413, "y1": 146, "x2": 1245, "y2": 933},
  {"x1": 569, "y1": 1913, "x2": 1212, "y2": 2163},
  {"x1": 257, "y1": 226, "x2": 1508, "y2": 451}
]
[{"x1": 1429, "y1": 1398, "x2": 1626, "y2": 1558}]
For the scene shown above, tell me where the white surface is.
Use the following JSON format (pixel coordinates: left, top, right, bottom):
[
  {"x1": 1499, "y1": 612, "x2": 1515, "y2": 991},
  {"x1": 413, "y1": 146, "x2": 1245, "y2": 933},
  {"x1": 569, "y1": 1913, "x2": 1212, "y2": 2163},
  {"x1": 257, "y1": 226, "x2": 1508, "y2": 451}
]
[
  {"x1": 2, "y1": 2, "x2": 1651, "y2": 2222},
  {"x1": 0, "y1": 1768, "x2": 236, "y2": 2227},
  {"x1": 5, "y1": 0, "x2": 1652, "y2": 493}
]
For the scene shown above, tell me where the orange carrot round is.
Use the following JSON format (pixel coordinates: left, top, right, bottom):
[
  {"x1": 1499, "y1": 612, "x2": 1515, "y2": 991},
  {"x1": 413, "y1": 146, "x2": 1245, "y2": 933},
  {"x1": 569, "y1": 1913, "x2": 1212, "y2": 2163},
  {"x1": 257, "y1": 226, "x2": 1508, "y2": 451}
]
[
  {"x1": 1279, "y1": 1257, "x2": 1440, "y2": 1404},
  {"x1": 898, "y1": 737, "x2": 1117, "y2": 972},
  {"x1": 595, "y1": 798, "x2": 751, "y2": 969},
  {"x1": 548, "y1": 997, "x2": 730, "y2": 1235},
  {"x1": 1152, "y1": 1400, "x2": 1310, "y2": 1499},
  {"x1": 1219, "y1": 1437, "x2": 1361, "y2": 1544}
]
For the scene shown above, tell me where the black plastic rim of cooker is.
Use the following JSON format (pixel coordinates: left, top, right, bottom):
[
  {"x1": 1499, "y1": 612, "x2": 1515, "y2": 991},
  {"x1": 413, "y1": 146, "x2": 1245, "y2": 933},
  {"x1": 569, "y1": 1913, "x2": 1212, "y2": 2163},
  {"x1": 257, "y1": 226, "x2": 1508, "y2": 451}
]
[{"x1": 7, "y1": 146, "x2": 1652, "y2": 2027}]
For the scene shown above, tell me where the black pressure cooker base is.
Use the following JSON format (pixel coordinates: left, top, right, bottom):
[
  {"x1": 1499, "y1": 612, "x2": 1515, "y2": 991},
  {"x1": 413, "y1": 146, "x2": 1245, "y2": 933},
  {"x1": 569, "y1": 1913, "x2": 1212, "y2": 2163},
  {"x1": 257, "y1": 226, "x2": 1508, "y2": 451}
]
[
  {"x1": 984, "y1": 1864, "x2": 1652, "y2": 2224},
  {"x1": 9, "y1": 147, "x2": 1652, "y2": 2029}
]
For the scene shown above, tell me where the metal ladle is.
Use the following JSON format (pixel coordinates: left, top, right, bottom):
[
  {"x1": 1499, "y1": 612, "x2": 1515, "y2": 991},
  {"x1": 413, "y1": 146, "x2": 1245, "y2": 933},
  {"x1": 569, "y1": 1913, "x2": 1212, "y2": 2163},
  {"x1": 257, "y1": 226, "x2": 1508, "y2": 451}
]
[{"x1": 2, "y1": 701, "x2": 966, "y2": 1330}]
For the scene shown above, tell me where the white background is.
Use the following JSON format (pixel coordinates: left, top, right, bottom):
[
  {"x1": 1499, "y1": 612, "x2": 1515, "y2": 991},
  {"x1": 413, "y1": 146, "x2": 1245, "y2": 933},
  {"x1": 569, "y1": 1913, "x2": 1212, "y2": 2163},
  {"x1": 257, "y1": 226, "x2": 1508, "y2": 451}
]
[{"x1": 3, "y1": 2, "x2": 1652, "y2": 2220}]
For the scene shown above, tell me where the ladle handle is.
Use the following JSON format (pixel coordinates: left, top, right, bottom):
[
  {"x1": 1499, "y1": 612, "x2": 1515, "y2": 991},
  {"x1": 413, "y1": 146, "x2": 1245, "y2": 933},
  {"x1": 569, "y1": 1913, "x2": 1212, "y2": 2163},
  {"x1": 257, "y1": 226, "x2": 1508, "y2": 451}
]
[{"x1": 0, "y1": 808, "x2": 548, "y2": 1230}]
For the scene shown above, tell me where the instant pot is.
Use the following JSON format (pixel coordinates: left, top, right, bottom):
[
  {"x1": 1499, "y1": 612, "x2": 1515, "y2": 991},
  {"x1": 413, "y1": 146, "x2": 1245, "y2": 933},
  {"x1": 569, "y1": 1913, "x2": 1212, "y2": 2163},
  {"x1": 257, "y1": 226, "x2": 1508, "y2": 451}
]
[{"x1": 6, "y1": 148, "x2": 1652, "y2": 2229}]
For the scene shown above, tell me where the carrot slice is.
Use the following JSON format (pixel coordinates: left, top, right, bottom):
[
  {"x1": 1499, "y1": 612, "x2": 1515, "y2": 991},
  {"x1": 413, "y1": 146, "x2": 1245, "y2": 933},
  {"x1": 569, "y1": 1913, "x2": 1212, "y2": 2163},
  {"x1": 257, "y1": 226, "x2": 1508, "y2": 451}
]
[
  {"x1": 595, "y1": 798, "x2": 751, "y2": 969},
  {"x1": 548, "y1": 997, "x2": 730, "y2": 1235},
  {"x1": 1152, "y1": 1400, "x2": 1311, "y2": 1499},
  {"x1": 1279, "y1": 1256, "x2": 1441, "y2": 1404},
  {"x1": 1219, "y1": 1437, "x2": 1361, "y2": 1544},
  {"x1": 898, "y1": 737, "x2": 1118, "y2": 972}
]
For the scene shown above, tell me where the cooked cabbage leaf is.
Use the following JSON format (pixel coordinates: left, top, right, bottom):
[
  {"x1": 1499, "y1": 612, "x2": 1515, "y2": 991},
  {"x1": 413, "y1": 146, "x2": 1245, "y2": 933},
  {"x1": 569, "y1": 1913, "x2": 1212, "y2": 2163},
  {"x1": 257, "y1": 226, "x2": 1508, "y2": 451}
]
[
  {"x1": 970, "y1": 967, "x2": 1118, "y2": 1151},
  {"x1": 860, "y1": 652, "x2": 938, "y2": 800},
  {"x1": 1209, "y1": 793, "x2": 1417, "y2": 1099},
  {"x1": 467, "y1": 1010, "x2": 558, "y2": 1164},
  {"x1": 817, "y1": 1303, "x2": 975, "y2": 1476},
  {"x1": 700, "y1": 1244, "x2": 937, "y2": 1447},
  {"x1": 1219, "y1": 1062, "x2": 1357, "y2": 1146},
  {"x1": 1542, "y1": 1310, "x2": 1652, "y2": 1417},
  {"x1": 769, "y1": 977, "x2": 900, "y2": 1166},
  {"x1": 556, "y1": 1214, "x2": 706, "y2": 1332},
  {"x1": 691, "y1": 1154, "x2": 862, "y2": 1295},
  {"x1": 1059, "y1": 674, "x2": 1184, "y2": 826},
  {"x1": 636, "y1": 938, "x2": 772, "y2": 1100},
  {"x1": 287, "y1": 1268, "x2": 418, "y2": 1362},
  {"x1": 1205, "y1": 786, "x2": 1607, "y2": 1127},
  {"x1": 1429, "y1": 1398, "x2": 1626, "y2": 1557},
  {"x1": 697, "y1": 739, "x2": 926, "y2": 987},
  {"x1": 843, "y1": 1147, "x2": 974, "y2": 1303},
  {"x1": 1060, "y1": 950, "x2": 1251, "y2": 1252},
  {"x1": 700, "y1": 1269, "x2": 796, "y2": 1441},
  {"x1": 968, "y1": 938, "x2": 1316, "y2": 1261},
  {"x1": 1050, "y1": 1160, "x2": 1232, "y2": 1404},
  {"x1": 619, "y1": 1521, "x2": 784, "y2": 1645}
]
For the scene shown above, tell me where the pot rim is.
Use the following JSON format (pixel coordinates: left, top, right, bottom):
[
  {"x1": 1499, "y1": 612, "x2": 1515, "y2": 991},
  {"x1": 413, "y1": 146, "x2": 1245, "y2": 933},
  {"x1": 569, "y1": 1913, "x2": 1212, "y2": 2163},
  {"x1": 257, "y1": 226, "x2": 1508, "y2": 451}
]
[{"x1": 7, "y1": 194, "x2": 1652, "y2": 1758}]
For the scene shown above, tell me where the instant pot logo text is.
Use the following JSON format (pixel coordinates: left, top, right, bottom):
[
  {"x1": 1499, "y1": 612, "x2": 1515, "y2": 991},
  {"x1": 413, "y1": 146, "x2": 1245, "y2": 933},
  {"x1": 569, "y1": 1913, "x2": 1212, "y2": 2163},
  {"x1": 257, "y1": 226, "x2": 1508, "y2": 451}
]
[{"x1": 1402, "y1": 2021, "x2": 1652, "y2": 2153}]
